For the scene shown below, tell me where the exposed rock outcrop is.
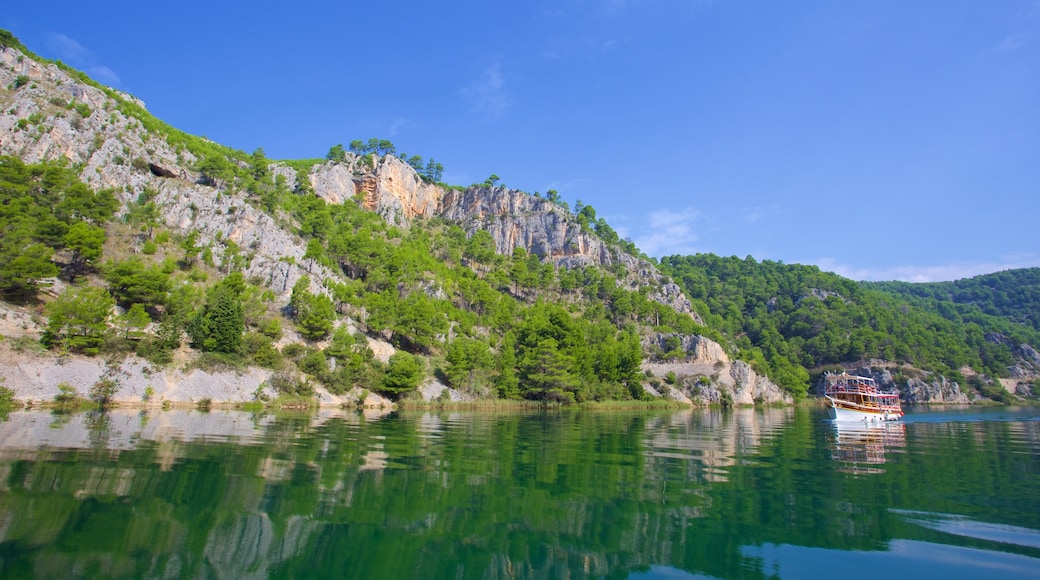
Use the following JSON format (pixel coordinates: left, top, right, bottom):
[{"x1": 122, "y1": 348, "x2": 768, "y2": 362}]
[
  {"x1": 0, "y1": 46, "x2": 333, "y2": 299},
  {"x1": 311, "y1": 154, "x2": 698, "y2": 320},
  {"x1": 640, "y1": 334, "x2": 791, "y2": 406},
  {"x1": 811, "y1": 364, "x2": 971, "y2": 405}
]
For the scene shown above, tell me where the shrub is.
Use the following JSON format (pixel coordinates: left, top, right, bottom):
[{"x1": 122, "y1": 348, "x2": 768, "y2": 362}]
[
  {"x1": 0, "y1": 380, "x2": 18, "y2": 412},
  {"x1": 53, "y1": 382, "x2": 81, "y2": 409},
  {"x1": 268, "y1": 370, "x2": 313, "y2": 397},
  {"x1": 89, "y1": 378, "x2": 119, "y2": 409}
]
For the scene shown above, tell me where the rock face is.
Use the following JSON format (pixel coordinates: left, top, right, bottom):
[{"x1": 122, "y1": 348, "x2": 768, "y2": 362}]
[
  {"x1": 0, "y1": 43, "x2": 696, "y2": 319},
  {"x1": 641, "y1": 334, "x2": 792, "y2": 406},
  {"x1": 0, "y1": 46, "x2": 338, "y2": 299},
  {"x1": 812, "y1": 365, "x2": 971, "y2": 405},
  {"x1": 311, "y1": 154, "x2": 697, "y2": 320},
  {"x1": 0, "y1": 347, "x2": 274, "y2": 405}
]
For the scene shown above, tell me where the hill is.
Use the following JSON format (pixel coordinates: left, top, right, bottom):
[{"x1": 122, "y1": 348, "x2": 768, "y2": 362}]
[
  {"x1": 0, "y1": 29, "x2": 1036, "y2": 408},
  {"x1": 658, "y1": 254, "x2": 1040, "y2": 403},
  {"x1": 864, "y1": 269, "x2": 1040, "y2": 332},
  {"x1": 0, "y1": 32, "x2": 788, "y2": 409}
]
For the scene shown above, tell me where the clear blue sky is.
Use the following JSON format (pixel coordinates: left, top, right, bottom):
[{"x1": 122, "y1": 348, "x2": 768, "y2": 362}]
[{"x1": 5, "y1": 1, "x2": 1039, "y2": 281}]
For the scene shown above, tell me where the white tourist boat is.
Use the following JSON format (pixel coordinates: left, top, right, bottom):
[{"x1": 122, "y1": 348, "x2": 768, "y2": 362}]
[{"x1": 824, "y1": 372, "x2": 903, "y2": 422}]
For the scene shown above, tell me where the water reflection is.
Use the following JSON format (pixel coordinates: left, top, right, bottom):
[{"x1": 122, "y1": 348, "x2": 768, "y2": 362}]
[
  {"x1": 827, "y1": 421, "x2": 906, "y2": 474},
  {"x1": 0, "y1": 407, "x2": 1036, "y2": 579}
]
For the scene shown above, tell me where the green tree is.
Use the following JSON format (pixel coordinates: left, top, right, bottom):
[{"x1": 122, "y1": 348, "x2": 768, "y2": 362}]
[
  {"x1": 496, "y1": 331, "x2": 520, "y2": 399},
  {"x1": 520, "y1": 338, "x2": 580, "y2": 403},
  {"x1": 0, "y1": 239, "x2": 57, "y2": 296},
  {"x1": 115, "y1": 303, "x2": 151, "y2": 340},
  {"x1": 55, "y1": 182, "x2": 118, "y2": 225},
  {"x1": 104, "y1": 258, "x2": 170, "y2": 310},
  {"x1": 326, "y1": 144, "x2": 346, "y2": 161},
  {"x1": 289, "y1": 277, "x2": 336, "y2": 340},
  {"x1": 187, "y1": 272, "x2": 245, "y2": 353},
  {"x1": 422, "y1": 159, "x2": 444, "y2": 182},
  {"x1": 383, "y1": 351, "x2": 423, "y2": 398},
  {"x1": 44, "y1": 285, "x2": 114, "y2": 355},
  {"x1": 249, "y1": 147, "x2": 269, "y2": 180},
  {"x1": 0, "y1": 29, "x2": 24, "y2": 50},
  {"x1": 63, "y1": 221, "x2": 106, "y2": 282},
  {"x1": 444, "y1": 337, "x2": 494, "y2": 394}
]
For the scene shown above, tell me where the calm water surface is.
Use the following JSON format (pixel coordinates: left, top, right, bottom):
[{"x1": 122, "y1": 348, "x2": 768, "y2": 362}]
[{"x1": 0, "y1": 405, "x2": 1037, "y2": 579}]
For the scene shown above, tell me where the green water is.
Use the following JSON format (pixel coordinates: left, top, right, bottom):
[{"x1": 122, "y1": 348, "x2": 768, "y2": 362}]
[{"x1": 0, "y1": 405, "x2": 1037, "y2": 579}]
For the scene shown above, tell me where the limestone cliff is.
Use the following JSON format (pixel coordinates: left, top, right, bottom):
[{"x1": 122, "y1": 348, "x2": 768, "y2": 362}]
[
  {"x1": 0, "y1": 46, "x2": 335, "y2": 299},
  {"x1": 0, "y1": 43, "x2": 719, "y2": 404},
  {"x1": 809, "y1": 363, "x2": 971, "y2": 405},
  {"x1": 640, "y1": 334, "x2": 793, "y2": 406},
  {"x1": 310, "y1": 154, "x2": 698, "y2": 320}
]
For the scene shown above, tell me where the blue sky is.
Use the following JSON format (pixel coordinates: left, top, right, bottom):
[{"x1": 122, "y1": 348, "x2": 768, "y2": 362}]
[{"x1": 4, "y1": 1, "x2": 1039, "y2": 281}]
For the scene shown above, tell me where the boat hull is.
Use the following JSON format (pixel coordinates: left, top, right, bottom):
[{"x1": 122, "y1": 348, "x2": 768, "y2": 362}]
[{"x1": 827, "y1": 403, "x2": 900, "y2": 423}]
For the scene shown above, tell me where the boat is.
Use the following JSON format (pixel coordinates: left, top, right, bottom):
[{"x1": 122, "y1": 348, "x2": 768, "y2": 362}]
[{"x1": 824, "y1": 372, "x2": 903, "y2": 422}]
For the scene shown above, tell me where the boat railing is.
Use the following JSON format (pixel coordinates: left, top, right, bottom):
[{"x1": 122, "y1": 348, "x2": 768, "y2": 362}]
[
  {"x1": 826, "y1": 381, "x2": 881, "y2": 396},
  {"x1": 826, "y1": 395, "x2": 903, "y2": 415}
]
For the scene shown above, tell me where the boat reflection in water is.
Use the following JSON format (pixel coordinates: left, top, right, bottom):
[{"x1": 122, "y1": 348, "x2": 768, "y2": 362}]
[{"x1": 828, "y1": 420, "x2": 906, "y2": 474}]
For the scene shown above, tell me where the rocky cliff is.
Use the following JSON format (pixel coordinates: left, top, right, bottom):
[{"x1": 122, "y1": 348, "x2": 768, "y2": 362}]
[
  {"x1": 0, "y1": 43, "x2": 726, "y2": 406},
  {"x1": 810, "y1": 363, "x2": 972, "y2": 404},
  {"x1": 0, "y1": 46, "x2": 335, "y2": 299},
  {"x1": 640, "y1": 334, "x2": 793, "y2": 406},
  {"x1": 1, "y1": 43, "x2": 694, "y2": 322},
  {"x1": 309, "y1": 155, "x2": 698, "y2": 320}
]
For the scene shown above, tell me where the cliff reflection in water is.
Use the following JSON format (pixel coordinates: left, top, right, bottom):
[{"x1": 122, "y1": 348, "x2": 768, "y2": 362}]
[{"x1": 0, "y1": 406, "x2": 1037, "y2": 579}]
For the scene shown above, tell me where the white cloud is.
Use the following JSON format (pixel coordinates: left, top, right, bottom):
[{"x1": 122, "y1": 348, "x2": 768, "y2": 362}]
[
  {"x1": 46, "y1": 33, "x2": 92, "y2": 63},
  {"x1": 87, "y1": 65, "x2": 121, "y2": 87},
  {"x1": 461, "y1": 62, "x2": 511, "y2": 121},
  {"x1": 45, "y1": 32, "x2": 122, "y2": 86},
  {"x1": 994, "y1": 33, "x2": 1026, "y2": 52},
  {"x1": 385, "y1": 117, "x2": 411, "y2": 138},
  {"x1": 633, "y1": 207, "x2": 701, "y2": 257},
  {"x1": 739, "y1": 203, "x2": 780, "y2": 225},
  {"x1": 811, "y1": 256, "x2": 1040, "y2": 282}
]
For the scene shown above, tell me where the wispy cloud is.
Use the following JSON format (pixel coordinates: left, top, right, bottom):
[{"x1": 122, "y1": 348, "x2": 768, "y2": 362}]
[
  {"x1": 811, "y1": 256, "x2": 1040, "y2": 282},
  {"x1": 45, "y1": 32, "x2": 121, "y2": 86},
  {"x1": 461, "y1": 62, "x2": 511, "y2": 121},
  {"x1": 632, "y1": 207, "x2": 701, "y2": 257},
  {"x1": 385, "y1": 117, "x2": 411, "y2": 138},
  {"x1": 739, "y1": 203, "x2": 781, "y2": 225},
  {"x1": 994, "y1": 33, "x2": 1027, "y2": 52}
]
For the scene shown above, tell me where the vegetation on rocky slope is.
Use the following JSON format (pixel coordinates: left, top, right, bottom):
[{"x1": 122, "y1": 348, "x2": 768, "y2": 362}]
[
  {"x1": 658, "y1": 254, "x2": 1040, "y2": 401},
  {"x1": 1, "y1": 28, "x2": 1037, "y2": 406}
]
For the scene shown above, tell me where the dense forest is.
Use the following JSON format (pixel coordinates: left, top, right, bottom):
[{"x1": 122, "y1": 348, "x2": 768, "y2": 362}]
[
  {"x1": 864, "y1": 269, "x2": 1040, "y2": 332},
  {"x1": 658, "y1": 255, "x2": 1040, "y2": 394}
]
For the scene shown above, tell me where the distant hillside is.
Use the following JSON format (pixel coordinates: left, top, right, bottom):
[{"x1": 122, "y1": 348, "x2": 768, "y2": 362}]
[
  {"x1": 658, "y1": 254, "x2": 1040, "y2": 401},
  {"x1": 864, "y1": 268, "x2": 1040, "y2": 332}
]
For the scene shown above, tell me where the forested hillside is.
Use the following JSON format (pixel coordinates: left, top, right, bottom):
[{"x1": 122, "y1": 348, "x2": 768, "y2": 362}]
[
  {"x1": 658, "y1": 255, "x2": 1040, "y2": 400},
  {"x1": 864, "y1": 269, "x2": 1040, "y2": 332}
]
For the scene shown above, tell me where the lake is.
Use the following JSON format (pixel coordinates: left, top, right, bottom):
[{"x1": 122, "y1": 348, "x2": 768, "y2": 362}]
[{"x1": 0, "y1": 405, "x2": 1037, "y2": 579}]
